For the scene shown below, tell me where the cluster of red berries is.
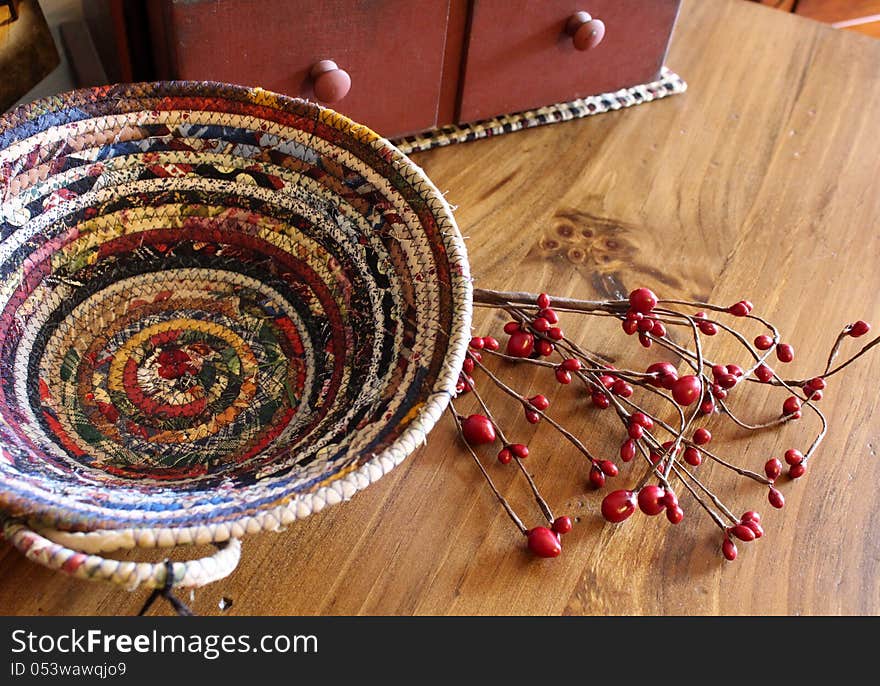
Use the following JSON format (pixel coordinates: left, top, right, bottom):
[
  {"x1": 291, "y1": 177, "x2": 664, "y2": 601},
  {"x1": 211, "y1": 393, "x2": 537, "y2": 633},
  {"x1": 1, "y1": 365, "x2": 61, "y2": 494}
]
[
  {"x1": 601, "y1": 486, "x2": 684, "y2": 524},
  {"x1": 460, "y1": 412, "x2": 527, "y2": 465},
  {"x1": 503, "y1": 293, "x2": 562, "y2": 359},
  {"x1": 722, "y1": 511, "x2": 764, "y2": 560},
  {"x1": 456, "y1": 285, "x2": 876, "y2": 564},
  {"x1": 456, "y1": 336, "x2": 500, "y2": 394},
  {"x1": 764, "y1": 448, "x2": 807, "y2": 483},
  {"x1": 526, "y1": 516, "x2": 573, "y2": 558},
  {"x1": 621, "y1": 288, "x2": 665, "y2": 347}
]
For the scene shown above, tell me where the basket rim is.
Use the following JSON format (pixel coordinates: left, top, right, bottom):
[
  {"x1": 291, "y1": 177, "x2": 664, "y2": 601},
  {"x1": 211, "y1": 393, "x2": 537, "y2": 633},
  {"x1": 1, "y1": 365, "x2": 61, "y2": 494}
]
[{"x1": 0, "y1": 80, "x2": 473, "y2": 545}]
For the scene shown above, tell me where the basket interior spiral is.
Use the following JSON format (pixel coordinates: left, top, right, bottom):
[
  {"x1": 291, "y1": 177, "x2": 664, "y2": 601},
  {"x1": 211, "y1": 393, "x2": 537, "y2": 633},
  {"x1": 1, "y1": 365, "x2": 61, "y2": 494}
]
[{"x1": 0, "y1": 82, "x2": 471, "y2": 536}]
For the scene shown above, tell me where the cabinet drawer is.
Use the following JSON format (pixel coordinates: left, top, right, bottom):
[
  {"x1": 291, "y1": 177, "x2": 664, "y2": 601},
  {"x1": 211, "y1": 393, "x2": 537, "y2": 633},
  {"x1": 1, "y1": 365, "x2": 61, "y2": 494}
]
[
  {"x1": 152, "y1": 0, "x2": 449, "y2": 136},
  {"x1": 458, "y1": 0, "x2": 681, "y2": 122}
]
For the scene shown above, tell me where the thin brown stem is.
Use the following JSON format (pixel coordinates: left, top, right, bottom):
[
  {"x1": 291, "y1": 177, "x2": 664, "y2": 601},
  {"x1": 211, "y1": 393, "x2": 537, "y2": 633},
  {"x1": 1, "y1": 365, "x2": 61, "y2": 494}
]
[{"x1": 448, "y1": 408, "x2": 526, "y2": 534}]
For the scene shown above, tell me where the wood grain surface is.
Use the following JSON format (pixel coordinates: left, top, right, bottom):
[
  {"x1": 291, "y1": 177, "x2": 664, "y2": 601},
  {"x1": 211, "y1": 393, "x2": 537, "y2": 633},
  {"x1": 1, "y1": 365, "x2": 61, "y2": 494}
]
[{"x1": 2, "y1": 0, "x2": 879, "y2": 616}]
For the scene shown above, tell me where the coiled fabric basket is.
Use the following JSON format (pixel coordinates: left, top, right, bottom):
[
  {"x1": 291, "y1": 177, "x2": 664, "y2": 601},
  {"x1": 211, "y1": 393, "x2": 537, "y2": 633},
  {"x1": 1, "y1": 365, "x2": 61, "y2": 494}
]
[{"x1": 0, "y1": 82, "x2": 471, "y2": 590}]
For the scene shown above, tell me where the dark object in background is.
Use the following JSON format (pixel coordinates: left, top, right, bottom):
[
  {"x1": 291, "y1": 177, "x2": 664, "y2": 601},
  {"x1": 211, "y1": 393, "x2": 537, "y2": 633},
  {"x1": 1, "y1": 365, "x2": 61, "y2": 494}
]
[
  {"x1": 2, "y1": 0, "x2": 18, "y2": 22},
  {"x1": 84, "y1": 0, "x2": 681, "y2": 139},
  {"x1": 0, "y1": 0, "x2": 60, "y2": 111}
]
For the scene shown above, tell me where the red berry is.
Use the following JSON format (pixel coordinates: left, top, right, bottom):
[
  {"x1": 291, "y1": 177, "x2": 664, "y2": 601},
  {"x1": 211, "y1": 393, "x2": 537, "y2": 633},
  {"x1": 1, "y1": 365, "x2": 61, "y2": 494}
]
[
  {"x1": 510, "y1": 443, "x2": 529, "y2": 459},
  {"x1": 589, "y1": 466, "x2": 606, "y2": 489},
  {"x1": 850, "y1": 320, "x2": 871, "y2": 337},
  {"x1": 591, "y1": 392, "x2": 610, "y2": 409},
  {"x1": 612, "y1": 380, "x2": 633, "y2": 398},
  {"x1": 646, "y1": 362, "x2": 678, "y2": 389},
  {"x1": 638, "y1": 333, "x2": 653, "y2": 348},
  {"x1": 784, "y1": 449, "x2": 803, "y2": 466},
  {"x1": 527, "y1": 527, "x2": 562, "y2": 558},
  {"x1": 462, "y1": 357, "x2": 475, "y2": 374},
  {"x1": 598, "y1": 374, "x2": 616, "y2": 389},
  {"x1": 537, "y1": 293, "x2": 551, "y2": 309},
  {"x1": 497, "y1": 448, "x2": 512, "y2": 464},
  {"x1": 731, "y1": 524, "x2": 756, "y2": 542},
  {"x1": 806, "y1": 377, "x2": 826, "y2": 391},
  {"x1": 627, "y1": 423, "x2": 644, "y2": 440},
  {"x1": 620, "y1": 439, "x2": 637, "y2": 462},
  {"x1": 754, "y1": 335, "x2": 774, "y2": 350},
  {"x1": 540, "y1": 308, "x2": 559, "y2": 325},
  {"x1": 671, "y1": 375, "x2": 702, "y2": 406},
  {"x1": 699, "y1": 320, "x2": 718, "y2": 336},
  {"x1": 722, "y1": 539, "x2": 738, "y2": 561},
  {"x1": 626, "y1": 310, "x2": 644, "y2": 321},
  {"x1": 461, "y1": 414, "x2": 496, "y2": 445},
  {"x1": 711, "y1": 384, "x2": 727, "y2": 400},
  {"x1": 742, "y1": 511, "x2": 761, "y2": 523},
  {"x1": 693, "y1": 428, "x2": 712, "y2": 445},
  {"x1": 768, "y1": 487, "x2": 785, "y2": 509},
  {"x1": 755, "y1": 364, "x2": 774, "y2": 382},
  {"x1": 765, "y1": 458, "x2": 782, "y2": 480},
  {"x1": 663, "y1": 490, "x2": 679, "y2": 509},
  {"x1": 638, "y1": 318, "x2": 654, "y2": 333},
  {"x1": 743, "y1": 520, "x2": 764, "y2": 538},
  {"x1": 789, "y1": 463, "x2": 806, "y2": 479},
  {"x1": 483, "y1": 336, "x2": 500, "y2": 351},
  {"x1": 507, "y1": 331, "x2": 534, "y2": 358},
  {"x1": 726, "y1": 364, "x2": 744, "y2": 378},
  {"x1": 561, "y1": 358, "x2": 581, "y2": 372},
  {"x1": 552, "y1": 516, "x2": 573, "y2": 535},
  {"x1": 469, "y1": 337, "x2": 484, "y2": 349},
  {"x1": 537, "y1": 339, "x2": 554, "y2": 356},
  {"x1": 728, "y1": 301, "x2": 751, "y2": 317},
  {"x1": 555, "y1": 368, "x2": 572, "y2": 384},
  {"x1": 637, "y1": 485, "x2": 667, "y2": 516},
  {"x1": 631, "y1": 411, "x2": 653, "y2": 429},
  {"x1": 548, "y1": 327, "x2": 564, "y2": 341},
  {"x1": 597, "y1": 459, "x2": 618, "y2": 477},
  {"x1": 776, "y1": 343, "x2": 794, "y2": 363},
  {"x1": 652, "y1": 320, "x2": 667, "y2": 338},
  {"x1": 716, "y1": 373, "x2": 738, "y2": 390},
  {"x1": 700, "y1": 398, "x2": 715, "y2": 415},
  {"x1": 808, "y1": 390, "x2": 823, "y2": 401},
  {"x1": 532, "y1": 317, "x2": 550, "y2": 333},
  {"x1": 666, "y1": 505, "x2": 684, "y2": 524},
  {"x1": 601, "y1": 490, "x2": 637, "y2": 523},
  {"x1": 629, "y1": 288, "x2": 658, "y2": 314},
  {"x1": 503, "y1": 321, "x2": 521, "y2": 335},
  {"x1": 684, "y1": 447, "x2": 702, "y2": 466},
  {"x1": 622, "y1": 319, "x2": 638, "y2": 335},
  {"x1": 782, "y1": 396, "x2": 801, "y2": 415},
  {"x1": 529, "y1": 394, "x2": 549, "y2": 411},
  {"x1": 525, "y1": 410, "x2": 540, "y2": 424}
]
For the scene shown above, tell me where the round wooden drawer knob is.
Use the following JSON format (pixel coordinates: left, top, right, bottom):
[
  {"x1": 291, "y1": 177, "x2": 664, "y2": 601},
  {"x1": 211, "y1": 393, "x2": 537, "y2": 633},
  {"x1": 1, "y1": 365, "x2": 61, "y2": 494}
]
[
  {"x1": 566, "y1": 11, "x2": 606, "y2": 51},
  {"x1": 310, "y1": 60, "x2": 351, "y2": 103}
]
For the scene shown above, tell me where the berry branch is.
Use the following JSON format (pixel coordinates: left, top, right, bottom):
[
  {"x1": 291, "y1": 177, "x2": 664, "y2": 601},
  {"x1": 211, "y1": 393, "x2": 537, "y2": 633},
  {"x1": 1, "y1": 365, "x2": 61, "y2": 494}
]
[{"x1": 450, "y1": 287, "x2": 877, "y2": 562}]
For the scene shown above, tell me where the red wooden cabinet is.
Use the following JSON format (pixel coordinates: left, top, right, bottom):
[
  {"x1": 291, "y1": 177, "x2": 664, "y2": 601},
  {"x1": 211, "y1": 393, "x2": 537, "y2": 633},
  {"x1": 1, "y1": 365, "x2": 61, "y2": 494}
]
[{"x1": 140, "y1": 0, "x2": 681, "y2": 138}]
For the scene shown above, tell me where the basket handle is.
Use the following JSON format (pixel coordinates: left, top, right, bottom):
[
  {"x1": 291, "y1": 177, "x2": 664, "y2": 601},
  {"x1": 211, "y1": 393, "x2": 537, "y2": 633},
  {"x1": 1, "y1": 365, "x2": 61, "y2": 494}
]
[{"x1": 1, "y1": 519, "x2": 241, "y2": 592}]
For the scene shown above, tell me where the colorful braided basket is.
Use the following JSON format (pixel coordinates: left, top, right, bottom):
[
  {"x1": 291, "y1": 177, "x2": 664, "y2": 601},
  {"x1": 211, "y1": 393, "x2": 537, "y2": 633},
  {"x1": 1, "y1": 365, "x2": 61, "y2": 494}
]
[{"x1": 0, "y1": 82, "x2": 471, "y2": 590}]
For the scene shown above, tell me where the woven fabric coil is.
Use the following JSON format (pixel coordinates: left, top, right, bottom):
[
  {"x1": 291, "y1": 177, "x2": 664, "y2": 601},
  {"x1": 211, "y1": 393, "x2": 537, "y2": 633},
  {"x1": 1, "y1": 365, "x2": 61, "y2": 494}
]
[{"x1": 0, "y1": 82, "x2": 472, "y2": 564}]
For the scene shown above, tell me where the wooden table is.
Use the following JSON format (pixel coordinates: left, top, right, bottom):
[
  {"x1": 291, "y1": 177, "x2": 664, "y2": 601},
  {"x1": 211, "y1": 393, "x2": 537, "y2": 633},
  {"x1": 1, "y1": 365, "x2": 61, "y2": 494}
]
[{"x1": 2, "y1": 0, "x2": 879, "y2": 616}]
